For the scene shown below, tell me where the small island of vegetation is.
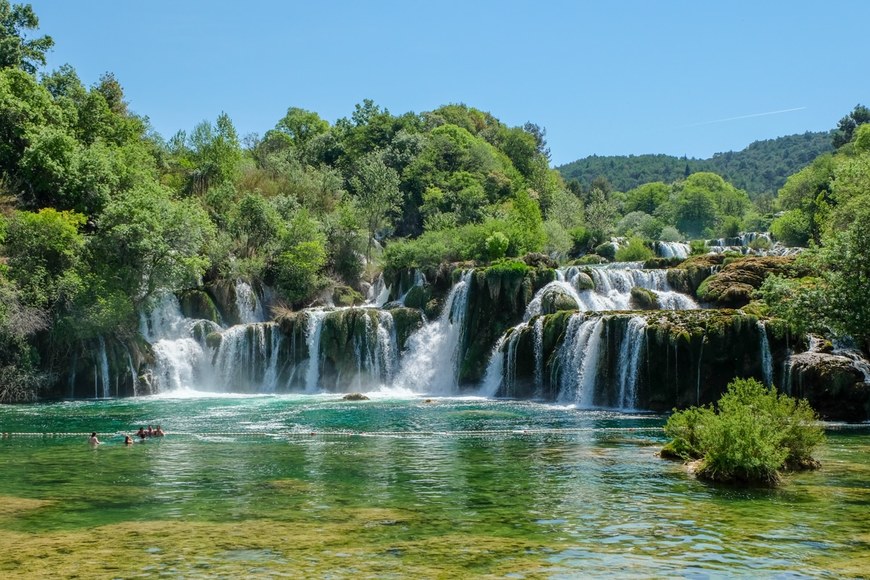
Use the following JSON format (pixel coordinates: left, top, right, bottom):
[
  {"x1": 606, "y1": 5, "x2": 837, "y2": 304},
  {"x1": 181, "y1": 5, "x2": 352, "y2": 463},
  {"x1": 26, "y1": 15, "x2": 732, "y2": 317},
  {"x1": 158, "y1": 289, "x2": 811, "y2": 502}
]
[{"x1": 662, "y1": 377, "x2": 825, "y2": 485}]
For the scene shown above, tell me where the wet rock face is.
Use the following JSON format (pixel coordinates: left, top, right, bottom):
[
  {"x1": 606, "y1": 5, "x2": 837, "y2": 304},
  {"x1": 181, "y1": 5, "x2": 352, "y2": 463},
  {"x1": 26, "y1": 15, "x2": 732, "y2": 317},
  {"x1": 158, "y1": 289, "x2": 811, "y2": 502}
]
[
  {"x1": 666, "y1": 254, "x2": 725, "y2": 296},
  {"x1": 459, "y1": 264, "x2": 555, "y2": 384},
  {"x1": 539, "y1": 286, "x2": 580, "y2": 315},
  {"x1": 696, "y1": 256, "x2": 796, "y2": 308},
  {"x1": 178, "y1": 289, "x2": 221, "y2": 324},
  {"x1": 629, "y1": 286, "x2": 660, "y2": 310},
  {"x1": 788, "y1": 352, "x2": 870, "y2": 421}
]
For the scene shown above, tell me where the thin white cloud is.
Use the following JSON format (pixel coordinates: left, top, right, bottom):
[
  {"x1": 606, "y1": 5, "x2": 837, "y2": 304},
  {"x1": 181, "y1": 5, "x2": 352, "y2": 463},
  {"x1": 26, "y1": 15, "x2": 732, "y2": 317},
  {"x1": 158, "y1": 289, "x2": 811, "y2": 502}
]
[{"x1": 685, "y1": 107, "x2": 807, "y2": 127}]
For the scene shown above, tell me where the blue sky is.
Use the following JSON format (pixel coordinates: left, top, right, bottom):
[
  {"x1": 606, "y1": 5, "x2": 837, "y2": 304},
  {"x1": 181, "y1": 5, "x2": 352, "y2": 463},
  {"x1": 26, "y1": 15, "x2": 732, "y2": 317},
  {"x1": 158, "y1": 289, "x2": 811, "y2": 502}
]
[{"x1": 27, "y1": 0, "x2": 870, "y2": 165}]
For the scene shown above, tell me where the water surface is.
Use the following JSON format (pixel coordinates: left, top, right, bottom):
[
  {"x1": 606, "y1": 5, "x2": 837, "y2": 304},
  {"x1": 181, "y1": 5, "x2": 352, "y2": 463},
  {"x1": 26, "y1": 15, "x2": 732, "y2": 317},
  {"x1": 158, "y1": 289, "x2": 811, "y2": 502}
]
[{"x1": 1, "y1": 394, "x2": 867, "y2": 578}]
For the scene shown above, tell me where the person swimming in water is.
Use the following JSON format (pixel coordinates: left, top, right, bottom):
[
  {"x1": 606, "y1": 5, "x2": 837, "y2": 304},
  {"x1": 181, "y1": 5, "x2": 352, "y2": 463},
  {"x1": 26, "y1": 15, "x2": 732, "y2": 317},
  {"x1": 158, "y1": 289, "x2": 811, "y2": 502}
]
[
  {"x1": 154, "y1": 425, "x2": 165, "y2": 437},
  {"x1": 136, "y1": 427, "x2": 146, "y2": 439},
  {"x1": 124, "y1": 435, "x2": 134, "y2": 445},
  {"x1": 88, "y1": 432, "x2": 100, "y2": 446}
]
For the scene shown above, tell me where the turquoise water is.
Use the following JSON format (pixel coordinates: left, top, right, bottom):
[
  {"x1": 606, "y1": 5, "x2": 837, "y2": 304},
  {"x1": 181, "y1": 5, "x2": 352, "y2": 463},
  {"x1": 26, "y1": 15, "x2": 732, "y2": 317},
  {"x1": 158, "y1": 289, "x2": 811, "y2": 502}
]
[{"x1": 1, "y1": 393, "x2": 868, "y2": 578}]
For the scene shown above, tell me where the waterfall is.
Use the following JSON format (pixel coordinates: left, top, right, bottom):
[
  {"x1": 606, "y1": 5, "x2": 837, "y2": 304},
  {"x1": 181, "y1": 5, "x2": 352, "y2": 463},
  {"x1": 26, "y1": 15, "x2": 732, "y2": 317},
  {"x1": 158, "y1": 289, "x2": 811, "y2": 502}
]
[
  {"x1": 304, "y1": 310, "x2": 328, "y2": 392},
  {"x1": 140, "y1": 293, "x2": 220, "y2": 392},
  {"x1": 212, "y1": 322, "x2": 284, "y2": 392},
  {"x1": 235, "y1": 280, "x2": 265, "y2": 324},
  {"x1": 97, "y1": 336, "x2": 110, "y2": 399},
  {"x1": 124, "y1": 344, "x2": 138, "y2": 397},
  {"x1": 555, "y1": 314, "x2": 601, "y2": 405},
  {"x1": 533, "y1": 317, "x2": 545, "y2": 395},
  {"x1": 350, "y1": 310, "x2": 398, "y2": 388},
  {"x1": 616, "y1": 317, "x2": 647, "y2": 410},
  {"x1": 393, "y1": 270, "x2": 473, "y2": 393},
  {"x1": 758, "y1": 321, "x2": 773, "y2": 386},
  {"x1": 366, "y1": 273, "x2": 391, "y2": 308},
  {"x1": 656, "y1": 242, "x2": 690, "y2": 259},
  {"x1": 479, "y1": 335, "x2": 507, "y2": 397},
  {"x1": 564, "y1": 264, "x2": 699, "y2": 311}
]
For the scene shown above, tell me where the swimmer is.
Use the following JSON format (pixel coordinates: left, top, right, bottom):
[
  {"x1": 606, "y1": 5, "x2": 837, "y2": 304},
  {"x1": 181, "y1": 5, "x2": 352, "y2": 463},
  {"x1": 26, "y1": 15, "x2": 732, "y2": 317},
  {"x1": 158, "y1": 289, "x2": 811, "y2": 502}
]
[
  {"x1": 154, "y1": 425, "x2": 165, "y2": 437},
  {"x1": 136, "y1": 427, "x2": 146, "y2": 439},
  {"x1": 124, "y1": 435, "x2": 134, "y2": 445},
  {"x1": 88, "y1": 432, "x2": 100, "y2": 446}
]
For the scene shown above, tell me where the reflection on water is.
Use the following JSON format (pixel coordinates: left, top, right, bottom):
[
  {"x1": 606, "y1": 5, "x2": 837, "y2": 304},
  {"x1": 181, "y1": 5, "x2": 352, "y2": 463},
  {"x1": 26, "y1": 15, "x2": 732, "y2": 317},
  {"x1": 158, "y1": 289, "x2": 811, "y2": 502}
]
[{"x1": 0, "y1": 396, "x2": 868, "y2": 577}]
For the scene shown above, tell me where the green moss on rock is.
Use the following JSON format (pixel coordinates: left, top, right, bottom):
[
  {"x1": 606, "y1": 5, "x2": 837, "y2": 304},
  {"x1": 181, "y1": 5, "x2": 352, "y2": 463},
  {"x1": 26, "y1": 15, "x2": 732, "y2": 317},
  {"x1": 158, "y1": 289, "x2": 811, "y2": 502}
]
[{"x1": 629, "y1": 286, "x2": 660, "y2": 310}]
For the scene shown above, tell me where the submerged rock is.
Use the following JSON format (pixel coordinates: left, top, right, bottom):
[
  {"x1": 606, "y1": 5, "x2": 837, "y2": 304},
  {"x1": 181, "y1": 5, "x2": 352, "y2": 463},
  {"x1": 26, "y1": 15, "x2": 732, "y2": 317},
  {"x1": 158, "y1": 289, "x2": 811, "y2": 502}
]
[{"x1": 342, "y1": 393, "x2": 370, "y2": 401}]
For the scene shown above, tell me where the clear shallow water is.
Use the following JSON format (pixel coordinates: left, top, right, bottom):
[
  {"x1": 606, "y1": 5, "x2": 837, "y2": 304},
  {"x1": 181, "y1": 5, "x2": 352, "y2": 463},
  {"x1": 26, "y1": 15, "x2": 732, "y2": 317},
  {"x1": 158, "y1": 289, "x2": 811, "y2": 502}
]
[{"x1": 0, "y1": 394, "x2": 868, "y2": 578}]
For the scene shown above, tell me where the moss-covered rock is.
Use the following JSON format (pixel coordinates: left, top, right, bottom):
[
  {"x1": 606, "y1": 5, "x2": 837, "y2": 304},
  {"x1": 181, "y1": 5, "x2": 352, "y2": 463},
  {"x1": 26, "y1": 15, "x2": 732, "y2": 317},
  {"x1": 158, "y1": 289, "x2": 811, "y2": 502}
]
[
  {"x1": 178, "y1": 289, "x2": 221, "y2": 323},
  {"x1": 666, "y1": 253, "x2": 725, "y2": 296},
  {"x1": 403, "y1": 285, "x2": 428, "y2": 310},
  {"x1": 570, "y1": 270, "x2": 594, "y2": 291},
  {"x1": 696, "y1": 256, "x2": 797, "y2": 308},
  {"x1": 539, "y1": 285, "x2": 580, "y2": 315},
  {"x1": 629, "y1": 286, "x2": 660, "y2": 310},
  {"x1": 458, "y1": 263, "x2": 556, "y2": 384},
  {"x1": 594, "y1": 242, "x2": 617, "y2": 261},
  {"x1": 787, "y1": 352, "x2": 870, "y2": 421},
  {"x1": 333, "y1": 285, "x2": 364, "y2": 307}
]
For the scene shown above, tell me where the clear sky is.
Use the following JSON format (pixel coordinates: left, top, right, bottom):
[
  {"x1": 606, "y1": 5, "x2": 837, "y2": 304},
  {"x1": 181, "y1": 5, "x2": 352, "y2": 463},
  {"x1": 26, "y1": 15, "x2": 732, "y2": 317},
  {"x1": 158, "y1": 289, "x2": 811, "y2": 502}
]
[{"x1": 26, "y1": 0, "x2": 870, "y2": 166}]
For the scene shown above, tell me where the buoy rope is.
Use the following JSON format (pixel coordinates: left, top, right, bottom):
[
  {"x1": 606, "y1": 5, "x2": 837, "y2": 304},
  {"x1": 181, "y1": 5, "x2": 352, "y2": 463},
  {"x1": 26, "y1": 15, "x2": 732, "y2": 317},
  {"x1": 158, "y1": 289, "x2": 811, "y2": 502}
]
[{"x1": 0, "y1": 426, "x2": 665, "y2": 439}]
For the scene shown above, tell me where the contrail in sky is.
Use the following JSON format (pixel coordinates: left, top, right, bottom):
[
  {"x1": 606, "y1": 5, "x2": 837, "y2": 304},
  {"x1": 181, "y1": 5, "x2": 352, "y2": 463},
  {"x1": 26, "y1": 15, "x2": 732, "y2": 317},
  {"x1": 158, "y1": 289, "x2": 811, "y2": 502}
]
[{"x1": 685, "y1": 107, "x2": 806, "y2": 127}]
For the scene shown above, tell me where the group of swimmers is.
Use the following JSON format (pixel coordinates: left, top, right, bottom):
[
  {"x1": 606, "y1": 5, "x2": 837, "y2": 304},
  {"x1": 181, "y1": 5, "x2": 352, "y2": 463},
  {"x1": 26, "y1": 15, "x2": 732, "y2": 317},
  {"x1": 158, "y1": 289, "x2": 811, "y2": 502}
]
[{"x1": 88, "y1": 425, "x2": 165, "y2": 446}]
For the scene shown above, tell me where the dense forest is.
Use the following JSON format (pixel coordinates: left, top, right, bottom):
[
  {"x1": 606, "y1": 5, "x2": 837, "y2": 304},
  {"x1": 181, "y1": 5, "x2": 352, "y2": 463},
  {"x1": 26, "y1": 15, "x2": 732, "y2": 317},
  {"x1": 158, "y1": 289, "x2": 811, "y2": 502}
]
[
  {"x1": 557, "y1": 131, "x2": 834, "y2": 197},
  {"x1": 0, "y1": 0, "x2": 868, "y2": 402}
]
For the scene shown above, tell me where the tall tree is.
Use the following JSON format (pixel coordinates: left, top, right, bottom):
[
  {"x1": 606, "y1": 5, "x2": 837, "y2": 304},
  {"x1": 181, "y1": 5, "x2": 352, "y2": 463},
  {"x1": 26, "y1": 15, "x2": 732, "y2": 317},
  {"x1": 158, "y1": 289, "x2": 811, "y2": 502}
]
[
  {"x1": 0, "y1": 0, "x2": 53, "y2": 74},
  {"x1": 350, "y1": 151, "x2": 401, "y2": 260}
]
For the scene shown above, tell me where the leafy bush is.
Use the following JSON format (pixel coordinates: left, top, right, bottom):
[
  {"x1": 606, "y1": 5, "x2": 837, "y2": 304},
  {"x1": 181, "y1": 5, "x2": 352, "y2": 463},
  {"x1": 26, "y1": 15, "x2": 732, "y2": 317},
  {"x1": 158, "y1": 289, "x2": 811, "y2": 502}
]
[
  {"x1": 689, "y1": 240, "x2": 708, "y2": 255},
  {"x1": 663, "y1": 378, "x2": 824, "y2": 485},
  {"x1": 614, "y1": 237, "x2": 654, "y2": 262},
  {"x1": 593, "y1": 241, "x2": 616, "y2": 261},
  {"x1": 658, "y1": 225, "x2": 683, "y2": 243}
]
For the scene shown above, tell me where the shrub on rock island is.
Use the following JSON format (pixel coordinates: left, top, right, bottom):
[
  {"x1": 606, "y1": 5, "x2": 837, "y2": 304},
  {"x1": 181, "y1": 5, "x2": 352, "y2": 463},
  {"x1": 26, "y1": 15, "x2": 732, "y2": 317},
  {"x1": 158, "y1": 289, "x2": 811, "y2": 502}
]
[{"x1": 662, "y1": 378, "x2": 824, "y2": 485}]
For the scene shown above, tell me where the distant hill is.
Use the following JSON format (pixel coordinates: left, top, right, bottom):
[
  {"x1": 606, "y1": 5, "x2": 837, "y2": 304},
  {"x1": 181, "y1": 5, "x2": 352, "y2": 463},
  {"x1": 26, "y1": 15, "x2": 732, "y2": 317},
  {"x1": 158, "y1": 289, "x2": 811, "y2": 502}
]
[{"x1": 557, "y1": 131, "x2": 833, "y2": 197}]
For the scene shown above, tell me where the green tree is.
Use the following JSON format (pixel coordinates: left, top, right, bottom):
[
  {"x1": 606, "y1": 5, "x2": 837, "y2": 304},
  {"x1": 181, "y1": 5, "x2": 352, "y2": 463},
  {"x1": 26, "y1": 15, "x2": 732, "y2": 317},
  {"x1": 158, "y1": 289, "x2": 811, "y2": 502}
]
[
  {"x1": 350, "y1": 151, "x2": 401, "y2": 260},
  {"x1": 272, "y1": 107, "x2": 329, "y2": 149},
  {"x1": 624, "y1": 182, "x2": 669, "y2": 215},
  {"x1": 0, "y1": 0, "x2": 54, "y2": 74},
  {"x1": 832, "y1": 104, "x2": 870, "y2": 148},
  {"x1": 4, "y1": 208, "x2": 85, "y2": 309},
  {"x1": 93, "y1": 183, "x2": 214, "y2": 301}
]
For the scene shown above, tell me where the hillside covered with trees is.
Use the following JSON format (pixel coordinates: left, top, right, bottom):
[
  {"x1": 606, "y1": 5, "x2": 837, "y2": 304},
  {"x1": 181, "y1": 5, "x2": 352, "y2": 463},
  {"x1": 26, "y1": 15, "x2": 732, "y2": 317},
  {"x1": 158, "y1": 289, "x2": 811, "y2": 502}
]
[
  {"x1": 0, "y1": 0, "x2": 868, "y2": 402},
  {"x1": 557, "y1": 131, "x2": 834, "y2": 197}
]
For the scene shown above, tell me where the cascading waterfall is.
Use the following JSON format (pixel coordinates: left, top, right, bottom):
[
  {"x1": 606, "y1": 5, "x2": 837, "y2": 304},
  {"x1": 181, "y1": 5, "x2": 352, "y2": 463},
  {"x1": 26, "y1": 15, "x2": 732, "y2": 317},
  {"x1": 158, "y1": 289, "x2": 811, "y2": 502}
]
[
  {"x1": 479, "y1": 335, "x2": 506, "y2": 397},
  {"x1": 393, "y1": 270, "x2": 473, "y2": 393},
  {"x1": 140, "y1": 293, "x2": 220, "y2": 392},
  {"x1": 556, "y1": 315, "x2": 605, "y2": 407},
  {"x1": 656, "y1": 241, "x2": 690, "y2": 259},
  {"x1": 350, "y1": 310, "x2": 399, "y2": 388},
  {"x1": 616, "y1": 317, "x2": 647, "y2": 409},
  {"x1": 533, "y1": 317, "x2": 545, "y2": 395},
  {"x1": 212, "y1": 322, "x2": 284, "y2": 392},
  {"x1": 482, "y1": 261, "x2": 699, "y2": 400},
  {"x1": 124, "y1": 345, "x2": 138, "y2": 397},
  {"x1": 565, "y1": 264, "x2": 699, "y2": 311},
  {"x1": 366, "y1": 273, "x2": 391, "y2": 307},
  {"x1": 235, "y1": 280, "x2": 265, "y2": 324},
  {"x1": 304, "y1": 310, "x2": 328, "y2": 392},
  {"x1": 758, "y1": 321, "x2": 773, "y2": 386},
  {"x1": 97, "y1": 336, "x2": 110, "y2": 398}
]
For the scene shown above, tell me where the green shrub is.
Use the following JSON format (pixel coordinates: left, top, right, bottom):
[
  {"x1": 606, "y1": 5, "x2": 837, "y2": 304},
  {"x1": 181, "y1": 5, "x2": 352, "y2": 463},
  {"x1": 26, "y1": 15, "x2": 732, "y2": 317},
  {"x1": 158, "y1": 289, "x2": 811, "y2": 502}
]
[
  {"x1": 614, "y1": 237, "x2": 654, "y2": 262},
  {"x1": 594, "y1": 241, "x2": 616, "y2": 261},
  {"x1": 689, "y1": 240, "x2": 708, "y2": 255},
  {"x1": 663, "y1": 378, "x2": 824, "y2": 485}
]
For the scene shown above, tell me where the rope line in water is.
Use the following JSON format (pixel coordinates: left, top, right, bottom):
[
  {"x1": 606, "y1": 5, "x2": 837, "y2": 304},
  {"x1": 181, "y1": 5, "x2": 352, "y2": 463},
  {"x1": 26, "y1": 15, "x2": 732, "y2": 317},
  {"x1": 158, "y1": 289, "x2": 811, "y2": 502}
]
[{"x1": 0, "y1": 426, "x2": 665, "y2": 439}]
